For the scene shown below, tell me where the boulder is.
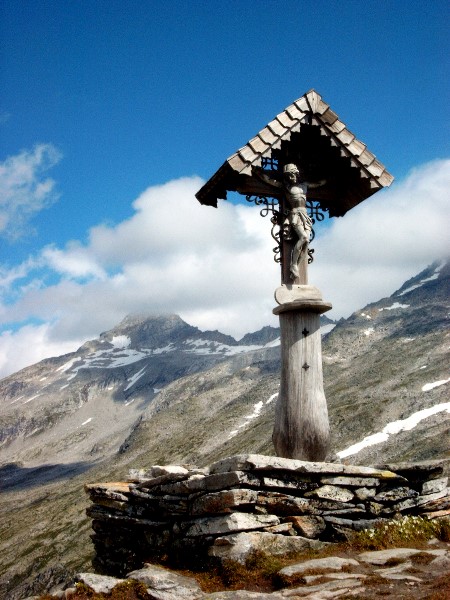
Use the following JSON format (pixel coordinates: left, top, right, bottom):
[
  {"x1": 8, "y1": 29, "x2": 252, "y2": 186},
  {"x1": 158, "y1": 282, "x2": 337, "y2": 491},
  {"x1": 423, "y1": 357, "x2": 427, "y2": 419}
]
[
  {"x1": 278, "y1": 556, "x2": 359, "y2": 581},
  {"x1": 127, "y1": 563, "x2": 203, "y2": 600},
  {"x1": 76, "y1": 573, "x2": 124, "y2": 594},
  {"x1": 209, "y1": 531, "x2": 328, "y2": 564}
]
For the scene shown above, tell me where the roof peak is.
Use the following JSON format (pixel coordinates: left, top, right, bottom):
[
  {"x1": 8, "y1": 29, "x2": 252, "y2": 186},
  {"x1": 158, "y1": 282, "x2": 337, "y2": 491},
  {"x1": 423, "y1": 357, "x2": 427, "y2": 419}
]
[{"x1": 196, "y1": 89, "x2": 393, "y2": 216}]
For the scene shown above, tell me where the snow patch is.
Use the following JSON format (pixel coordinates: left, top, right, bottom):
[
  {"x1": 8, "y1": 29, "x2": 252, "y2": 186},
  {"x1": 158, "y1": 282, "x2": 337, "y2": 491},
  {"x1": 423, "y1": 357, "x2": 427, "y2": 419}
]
[
  {"x1": 229, "y1": 393, "x2": 275, "y2": 438},
  {"x1": 265, "y1": 337, "x2": 281, "y2": 347},
  {"x1": 422, "y1": 378, "x2": 450, "y2": 392},
  {"x1": 379, "y1": 302, "x2": 410, "y2": 311},
  {"x1": 364, "y1": 327, "x2": 375, "y2": 336},
  {"x1": 266, "y1": 392, "x2": 278, "y2": 405},
  {"x1": 81, "y1": 418, "x2": 93, "y2": 426},
  {"x1": 397, "y1": 261, "x2": 445, "y2": 297},
  {"x1": 10, "y1": 395, "x2": 23, "y2": 405},
  {"x1": 320, "y1": 324, "x2": 336, "y2": 335},
  {"x1": 56, "y1": 357, "x2": 82, "y2": 373},
  {"x1": 337, "y1": 402, "x2": 450, "y2": 459},
  {"x1": 60, "y1": 384, "x2": 69, "y2": 390},
  {"x1": 152, "y1": 343, "x2": 176, "y2": 355},
  {"x1": 361, "y1": 313, "x2": 372, "y2": 320},
  {"x1": 111, "y1": 335, "x2": 131, "y2": 349},
  {"x1": 124, "y1": 367, "x2": 146, "y2": 391},
  {"x1": 23, "y1": 394, "x2": 41, "y2": 404}
]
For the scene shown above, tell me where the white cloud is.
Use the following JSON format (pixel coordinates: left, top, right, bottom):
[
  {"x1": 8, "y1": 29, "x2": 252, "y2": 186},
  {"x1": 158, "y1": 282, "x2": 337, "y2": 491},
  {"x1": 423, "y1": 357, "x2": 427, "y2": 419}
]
[
  {"x1": 0, "y1": 143, "x2": 62, "y2": 240},
  {"x1": 0, "y1": 159, "x2": 449, "y2": 379},
  {"x1": 0, "y1": 323, "x2": 84, "y2": 378},
  {"x1": 309, "y1": 158, "x2": 450, "y2": 317}
]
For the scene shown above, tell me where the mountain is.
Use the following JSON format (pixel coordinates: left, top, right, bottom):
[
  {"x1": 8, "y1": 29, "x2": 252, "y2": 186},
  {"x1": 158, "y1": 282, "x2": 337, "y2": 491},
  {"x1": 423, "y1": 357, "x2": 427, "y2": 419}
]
[
  {"x1": 0, "y1": 314, "x2": 282, "y2": 467},
  {"x1": 0, "y1": 260, "x2": 449, "y2": 599}
]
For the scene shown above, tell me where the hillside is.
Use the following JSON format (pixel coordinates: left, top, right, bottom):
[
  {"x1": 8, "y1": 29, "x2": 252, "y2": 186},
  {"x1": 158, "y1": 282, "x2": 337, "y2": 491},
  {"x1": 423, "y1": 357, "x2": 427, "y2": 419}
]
[{"x1": 0, "y1": 260, "x2": 449, "y2": 599}]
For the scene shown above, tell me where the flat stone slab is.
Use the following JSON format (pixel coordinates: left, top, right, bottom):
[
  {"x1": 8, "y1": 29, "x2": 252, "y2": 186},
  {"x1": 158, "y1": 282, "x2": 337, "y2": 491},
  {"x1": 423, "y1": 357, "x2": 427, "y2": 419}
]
[
  {"x1": 184, "y1": 512, "x2": 279, "y2": 537},
  {"x1": 209, "y1": 532, "x2": 328, "y2": 565},
  {"x1": 278, "y1": 556, "x2": 360, "y2": 580},
  {"x1": 280, "y1": 578, "x2": 364, "y2": 596},
  {"x1": 320, "y1": 476, "x2": 380, "y2": 487},
  {"x1": 374, "y1": 461, "x2": 444, "y2": 482},
  {"x1": 127, "y1": 563, "x2": 203, "y2": 600},
  {"x1": 209, "y1": 455, "x2": 402, "y2": 480},
  {"x1": 204, "y1": 592, "x2": 283, "y2": 599},
  {"x1": 306, "y1": 484, "x2": 354, "y2": 503},
  {"x1": 76, "y1": 573, "x2": 124, "y2": 593},
  {"x1": 358, "y1": 548, "x2": 447, "y2": 565},
  {"x1": 421, "y1": 477, "x2": 448, "y2": 494},
  {"x1": 191, "y1": 489, "x2": 258, "y2": 515}
]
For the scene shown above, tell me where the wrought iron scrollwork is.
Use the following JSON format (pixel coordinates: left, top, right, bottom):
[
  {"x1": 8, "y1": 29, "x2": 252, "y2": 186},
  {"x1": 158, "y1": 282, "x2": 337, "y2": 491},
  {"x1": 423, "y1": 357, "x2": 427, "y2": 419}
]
[
  {"x1": 245, "y1": 196, "x2": 328, "y2": 265},
  {"x1": 246, "y1": 195, "x2": 282, "y2": 263}
]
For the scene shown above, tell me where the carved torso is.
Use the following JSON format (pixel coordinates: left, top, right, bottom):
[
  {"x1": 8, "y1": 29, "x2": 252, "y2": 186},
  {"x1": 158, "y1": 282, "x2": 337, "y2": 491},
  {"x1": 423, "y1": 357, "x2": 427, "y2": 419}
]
[{"x1": 285, "y1": 183, "x2": 307, "y2": 209}]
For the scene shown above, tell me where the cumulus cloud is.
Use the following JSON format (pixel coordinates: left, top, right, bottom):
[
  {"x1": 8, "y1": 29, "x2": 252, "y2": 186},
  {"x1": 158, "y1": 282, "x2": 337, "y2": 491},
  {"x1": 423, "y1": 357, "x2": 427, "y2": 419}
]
[
  {"x1": 0, "y1": 159, "x2": 449, "y2": 378},
  {"x1": 310, "y1": 158, "x2": 450, "y2": 316},
  {"x1": 0, "y1": 143, "x2": 62, "y2": 240}
]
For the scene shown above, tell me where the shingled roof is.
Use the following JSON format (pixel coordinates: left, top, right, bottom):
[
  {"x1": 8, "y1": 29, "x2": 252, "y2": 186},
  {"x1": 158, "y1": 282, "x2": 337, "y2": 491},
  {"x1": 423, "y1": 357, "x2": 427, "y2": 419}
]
[{"x1": 196, "y1": 89, "x2": 394, "y2": 217}]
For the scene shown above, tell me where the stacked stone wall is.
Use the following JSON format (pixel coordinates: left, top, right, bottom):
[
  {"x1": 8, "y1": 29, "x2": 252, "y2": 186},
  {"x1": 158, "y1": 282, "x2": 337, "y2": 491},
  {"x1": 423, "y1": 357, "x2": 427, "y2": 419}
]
[{"x1": 85, "y1": 454, "x2": 449, "y2": 576}]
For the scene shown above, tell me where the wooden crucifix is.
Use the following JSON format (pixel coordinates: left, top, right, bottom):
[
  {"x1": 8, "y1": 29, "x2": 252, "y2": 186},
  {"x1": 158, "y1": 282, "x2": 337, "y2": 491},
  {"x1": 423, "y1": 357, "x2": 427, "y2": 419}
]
[{"x1": 196, "y1": 89, "x2": 393, "y2": 461}]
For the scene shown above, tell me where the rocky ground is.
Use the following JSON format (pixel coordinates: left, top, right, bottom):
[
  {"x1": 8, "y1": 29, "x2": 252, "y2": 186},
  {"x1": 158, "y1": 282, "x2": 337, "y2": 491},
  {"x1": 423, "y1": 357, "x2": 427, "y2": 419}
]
[{"x1": 26, "y1": 540, "x2": 450, "y2": 599}]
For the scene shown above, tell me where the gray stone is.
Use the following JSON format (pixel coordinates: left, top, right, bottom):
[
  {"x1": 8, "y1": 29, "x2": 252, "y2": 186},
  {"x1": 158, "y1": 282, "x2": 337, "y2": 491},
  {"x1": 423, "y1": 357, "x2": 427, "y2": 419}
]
[
  {"x1": 421, "y1": 477, "x2": 448, "y2": 494},
  {"x1": 374, "y1": 486, "x2": 418, "y2": 502},
  {"x1": 320, "y1": 476, "x2": 379, "y2": 487},
  {"x1": 183, "y1": 512, "x2": 279, "y2": 537},
  {"x1": 358, "y1": 548, "x2": 429, "y2": 565},
  {"x1": 160, "y1": 471, "x2": 260, "y2": 495},
  {"x1": 354, "y1": 487, "x2": 376, "y2": 500},
  {"x1": 285, "y1": 515, "x2": 326, "y2": 538},
  {"x1": 302, "y1": 573, "x2": 367, "y2": 583},
  {"x1": 127, "y1": 563, "x2": 203, "y2": 600},
  {"x1": 305, "y1": 484, "x2": 354, "y2": 503},
  {"x1": 375, "y1": 559, "x2": 416, "y2": 578},
  {"x1": 392, "y1": 488, "x2": 448, "y2": 511},
  {"x1": 190, "y1": 489, "x2": 258, "y2": 515},
  {"x1": 278, "y1": 556, "x2": 360, "y2": 580},
  {"x1": 209, "y1": 531, "x2": 328, "y2": 564},
  {"x1": 146, "y1": 465, "x2": 191, "y2": 478},
  {"x1": 209, "y1": 454, "x2": 401, "y2": 480},
  {"x1": 380, "y1": 573, "x2": 423, "y2": 581},
  {"x1": 257, "y1": 491, "x2": 318, "y2": 515},
  {"x1": 261, "y1": 476, "x2": 316, "y2": 492},
  {"x1": 204, "y1": 592, "x2": 282, "y2": 599},
  {"x1": 375, "y1": 461, "x2": 444, "y2": 482},
  {"x1": 430, "y1": 553, "x2": 450, "y2": 569},
  {"x1": 76, "y1": 573, "x2": 124, "y2": 594},
  {"x1": 281, "y1": 579, "x2": 364, "y2": 596},
  {"x1": 262, "y1": 522, "x2": 295, "y2": 534}
]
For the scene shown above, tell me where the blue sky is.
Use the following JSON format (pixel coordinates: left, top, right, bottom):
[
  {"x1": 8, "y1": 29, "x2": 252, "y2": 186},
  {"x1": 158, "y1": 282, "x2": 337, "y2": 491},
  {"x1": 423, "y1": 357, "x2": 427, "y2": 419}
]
[{"x1": 0, "y1": 0, "x2": 449, "y2": 377}]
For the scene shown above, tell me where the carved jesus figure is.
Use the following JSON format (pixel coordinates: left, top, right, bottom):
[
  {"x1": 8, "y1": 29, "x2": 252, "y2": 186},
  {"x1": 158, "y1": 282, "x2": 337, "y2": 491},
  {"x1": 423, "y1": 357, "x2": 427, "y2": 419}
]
[{"x1": 253, "y1": 164, "x2": 325, "y2": 280}]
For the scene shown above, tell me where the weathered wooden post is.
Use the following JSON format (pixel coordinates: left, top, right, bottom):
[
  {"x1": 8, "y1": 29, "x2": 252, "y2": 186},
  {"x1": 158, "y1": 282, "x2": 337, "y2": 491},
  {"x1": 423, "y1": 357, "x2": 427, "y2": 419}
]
[{"x1": 196, "y1": 90, "x2": 393, "y2": 461}]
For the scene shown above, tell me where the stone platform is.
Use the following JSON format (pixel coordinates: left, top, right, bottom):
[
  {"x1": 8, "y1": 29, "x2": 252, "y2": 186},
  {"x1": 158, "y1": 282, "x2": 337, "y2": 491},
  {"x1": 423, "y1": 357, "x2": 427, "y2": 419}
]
[{"x1": 85, "y1": 454, "x2": 449, "y2": 576}]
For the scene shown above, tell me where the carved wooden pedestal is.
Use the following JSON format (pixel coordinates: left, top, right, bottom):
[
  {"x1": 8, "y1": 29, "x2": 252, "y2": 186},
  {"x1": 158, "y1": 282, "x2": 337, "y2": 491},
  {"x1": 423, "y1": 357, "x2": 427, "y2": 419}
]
[{"x1": 272, "y1": 285, "x2": 332, "y2": 461}]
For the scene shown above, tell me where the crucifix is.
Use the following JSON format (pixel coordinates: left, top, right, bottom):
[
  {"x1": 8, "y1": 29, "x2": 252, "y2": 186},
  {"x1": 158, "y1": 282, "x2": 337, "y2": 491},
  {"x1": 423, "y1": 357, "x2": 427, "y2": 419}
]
[{"x1": 196, "y1": 90, "x2": 393, "y2": 461}]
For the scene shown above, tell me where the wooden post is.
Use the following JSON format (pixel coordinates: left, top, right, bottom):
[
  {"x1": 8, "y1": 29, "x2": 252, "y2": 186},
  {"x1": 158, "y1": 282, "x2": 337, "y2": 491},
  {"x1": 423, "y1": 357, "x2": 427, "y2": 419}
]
[{"x1": 272, "y1": 286, "x2": 331, "y2": 461}]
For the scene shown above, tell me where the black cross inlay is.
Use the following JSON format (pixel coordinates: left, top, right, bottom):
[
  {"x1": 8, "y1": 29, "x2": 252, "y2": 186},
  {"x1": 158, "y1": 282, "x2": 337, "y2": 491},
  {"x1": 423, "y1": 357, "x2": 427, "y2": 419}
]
[
  {"x1": 302, "y1": 362, "x2": 310, "y2": 371},
  {"x1": 302, "y1": 328, "x2": 309, "y2": 337}
]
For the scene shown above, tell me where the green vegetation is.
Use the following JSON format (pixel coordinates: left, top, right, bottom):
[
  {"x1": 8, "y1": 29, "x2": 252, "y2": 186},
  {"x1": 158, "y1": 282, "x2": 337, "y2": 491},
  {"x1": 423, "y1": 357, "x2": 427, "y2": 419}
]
[{"x1": 348, "y1": 515, "x2": 450, "y2": 550}]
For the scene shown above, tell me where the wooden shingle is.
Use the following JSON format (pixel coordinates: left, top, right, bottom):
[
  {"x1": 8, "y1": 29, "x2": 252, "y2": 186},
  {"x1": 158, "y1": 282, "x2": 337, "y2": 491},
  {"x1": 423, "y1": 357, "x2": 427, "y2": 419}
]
[{"x1": 196, "y1": 89, "x2": 394, "y2": 215}]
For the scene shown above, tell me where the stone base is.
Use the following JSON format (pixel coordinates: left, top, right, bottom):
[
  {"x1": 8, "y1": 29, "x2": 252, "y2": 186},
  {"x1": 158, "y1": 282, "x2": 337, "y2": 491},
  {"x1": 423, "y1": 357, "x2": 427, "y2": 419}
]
[{"x1": 85, "y1": 455, "x2": 449, "y2": 575}]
